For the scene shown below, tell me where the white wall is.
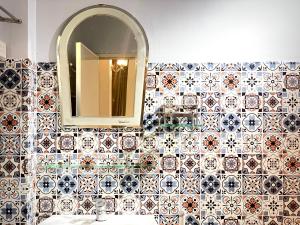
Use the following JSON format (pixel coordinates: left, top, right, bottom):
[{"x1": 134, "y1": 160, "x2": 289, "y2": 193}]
[
  {"x1": 0, "y1": 0, "x2": 28, "y2": 58},
  {"x1": 36, "y1": 0, "x2": 300, "y2": 62},
  {"x1": 2, "y1": 0, "x2": 300, "y2": 62},
  {"x1": 28, "y1": 0, "x2": 36, "y2": 61}
]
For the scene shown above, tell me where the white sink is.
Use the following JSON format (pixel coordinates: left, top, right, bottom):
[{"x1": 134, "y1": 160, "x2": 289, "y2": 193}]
[{"x1": 39, "y1": 215, "x2": 157, "y2": 225}]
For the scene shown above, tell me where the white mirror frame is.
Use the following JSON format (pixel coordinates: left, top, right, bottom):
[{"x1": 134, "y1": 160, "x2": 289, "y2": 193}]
[{"x1": 57, "y1": 5, "x2": 148, "y2": 127}]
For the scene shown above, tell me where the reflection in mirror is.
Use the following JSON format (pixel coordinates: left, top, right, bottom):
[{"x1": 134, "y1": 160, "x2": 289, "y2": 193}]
[
  {"x1": 67, "y1": 15, "x2": 137, "y2": 117},
  {"x1": 57, "y1": 5, "x2": 149, "y2": 127}
]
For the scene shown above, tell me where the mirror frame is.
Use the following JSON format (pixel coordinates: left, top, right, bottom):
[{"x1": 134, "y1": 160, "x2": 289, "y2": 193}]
[{"x1": 57, "y1": 4, "x2": 149, "y2": 127}]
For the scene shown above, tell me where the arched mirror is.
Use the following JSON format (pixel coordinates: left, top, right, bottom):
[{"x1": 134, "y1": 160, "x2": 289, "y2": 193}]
[{"x1": 57, "y1": 5, "x2": 149, "y2": 127}]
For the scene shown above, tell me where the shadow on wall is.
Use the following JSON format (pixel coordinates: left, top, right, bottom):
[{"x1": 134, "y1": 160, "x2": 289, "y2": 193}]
[{"x1": 49, "y1": 20, "x2": 65, "y2": 61}]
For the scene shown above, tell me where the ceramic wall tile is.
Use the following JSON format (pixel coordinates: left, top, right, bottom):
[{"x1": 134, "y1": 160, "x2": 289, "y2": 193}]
[{"x1": 1, "y1": 60, "x2": 300, "y2": 225}]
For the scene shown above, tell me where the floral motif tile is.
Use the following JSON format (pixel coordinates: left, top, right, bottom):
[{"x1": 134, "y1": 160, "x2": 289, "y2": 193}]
[
  {"x1": 242, "y1": 175, "x2": 262, "y2": 195},
  {"x1": 222, "y1": 195, "x2": 242, "y2": 217},
  {"x1": 78, "y1": 174, "x2": 98, "y2": 194},
  {"x1": 140, "y1": 195, "x2": 159, "y2": 215},
  {"x1": 180, "y1": 153, "x2": 200, "y2": 174},
  {"x1": 36, "y1": 154, "x2": 56, "y2": 174},
  {"x1": 0, "y1": 156, "x2": 20, "y2": 178},
  {"x1": 283, "y1": 196, "x2": 300, "y2": 216},
  {"x1": 221, "y1": 175, "x2": 242, "y2": 195},
  {"x1": 37, "y1": 91, "x2": 58, "y2": 112},
  {"x1": 282, "y1": 90, "x2": 300, "y2": 113},
  {"x1": 0, "y1": 90, "x2": 22, "y2": 112},
  {"x1": 35, "y1": 133, "x2": 57, "y2": 153},
  {"x1": 118, "y1": 195, "x2": 140, "y2": 215},
  {"x1": 56, "y1": 195, "x2": 78, "y2": 215},
  {"x1": 57, "y1": 132, "x2": 77, "y2": 153},
  {"x1": 57, "y1": 174, "x2": 77, "y2": 194},
  {"x1": 0, "y1": 178, "x2": 20, "y2": 200},
  {"x1": 37, "y1": 195, "x2": 56, "y2": 214},
  {"x1": 36, "y1": 175, "x2": 56, "y2": 194},
  {"x1": 0, "y1": 201, "x2": 20, "y2": 222},
  {"x1": 75, "y1": 195, "x2": 96, "y2": 215},
  {"x1": 37, "y1": 70, "x2": 58, "y2": 92},
  {"x1": 0, "y1": 112, "x2": 21, "y2": 133},
  {"x1": 200, "y1": 153, "x2": 221, "y2": 174},
  {"x1": 159, "y1": 195, "x2": 179, "y2": 215},
  {"x1": 37, "y1": 113, "x2": 57, "y2": 133},
  {"x1": 0, "y1": 68, "x2": 22, "y2": 90},
  {"x1": 0, "y1": 134, "x2": 21, "y2": 155},
  {"x1": 160, "y1": 174, "x2": 179, "y2": 194},
  {"x1": 99, "y1": 174, "x2": 118, "y2": 194},
  {"x1": 98, "y1": 132, "x2": 118, "y2": 153},
  {"x1": 200, "y1": 194, "x2": 222, "y2": 218}
]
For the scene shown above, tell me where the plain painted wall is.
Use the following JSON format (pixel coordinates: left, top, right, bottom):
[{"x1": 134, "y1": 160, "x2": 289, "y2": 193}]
[
  {"x1": 36, "y1": 0, "x2": 300, "y2": 62},
  {"x1": 2, "y1": 0, "x2": 300, "y2": 61},
  {"x1": 0, "y1": 0, "x2": 28, "y2": 58}
]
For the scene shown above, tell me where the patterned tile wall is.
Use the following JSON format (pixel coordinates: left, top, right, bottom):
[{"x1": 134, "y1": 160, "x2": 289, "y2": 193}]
[
  {"x1": 0, "y1": 59, "x2": 35, "y2": 225},
  {"x1": 0, "y1": 60, "x2": 300, "y2": 225}
]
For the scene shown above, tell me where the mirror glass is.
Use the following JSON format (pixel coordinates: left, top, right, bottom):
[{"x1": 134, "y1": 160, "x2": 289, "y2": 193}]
[{"x1": 67, "y1": 15, "x2": 137, "y2": 117}]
